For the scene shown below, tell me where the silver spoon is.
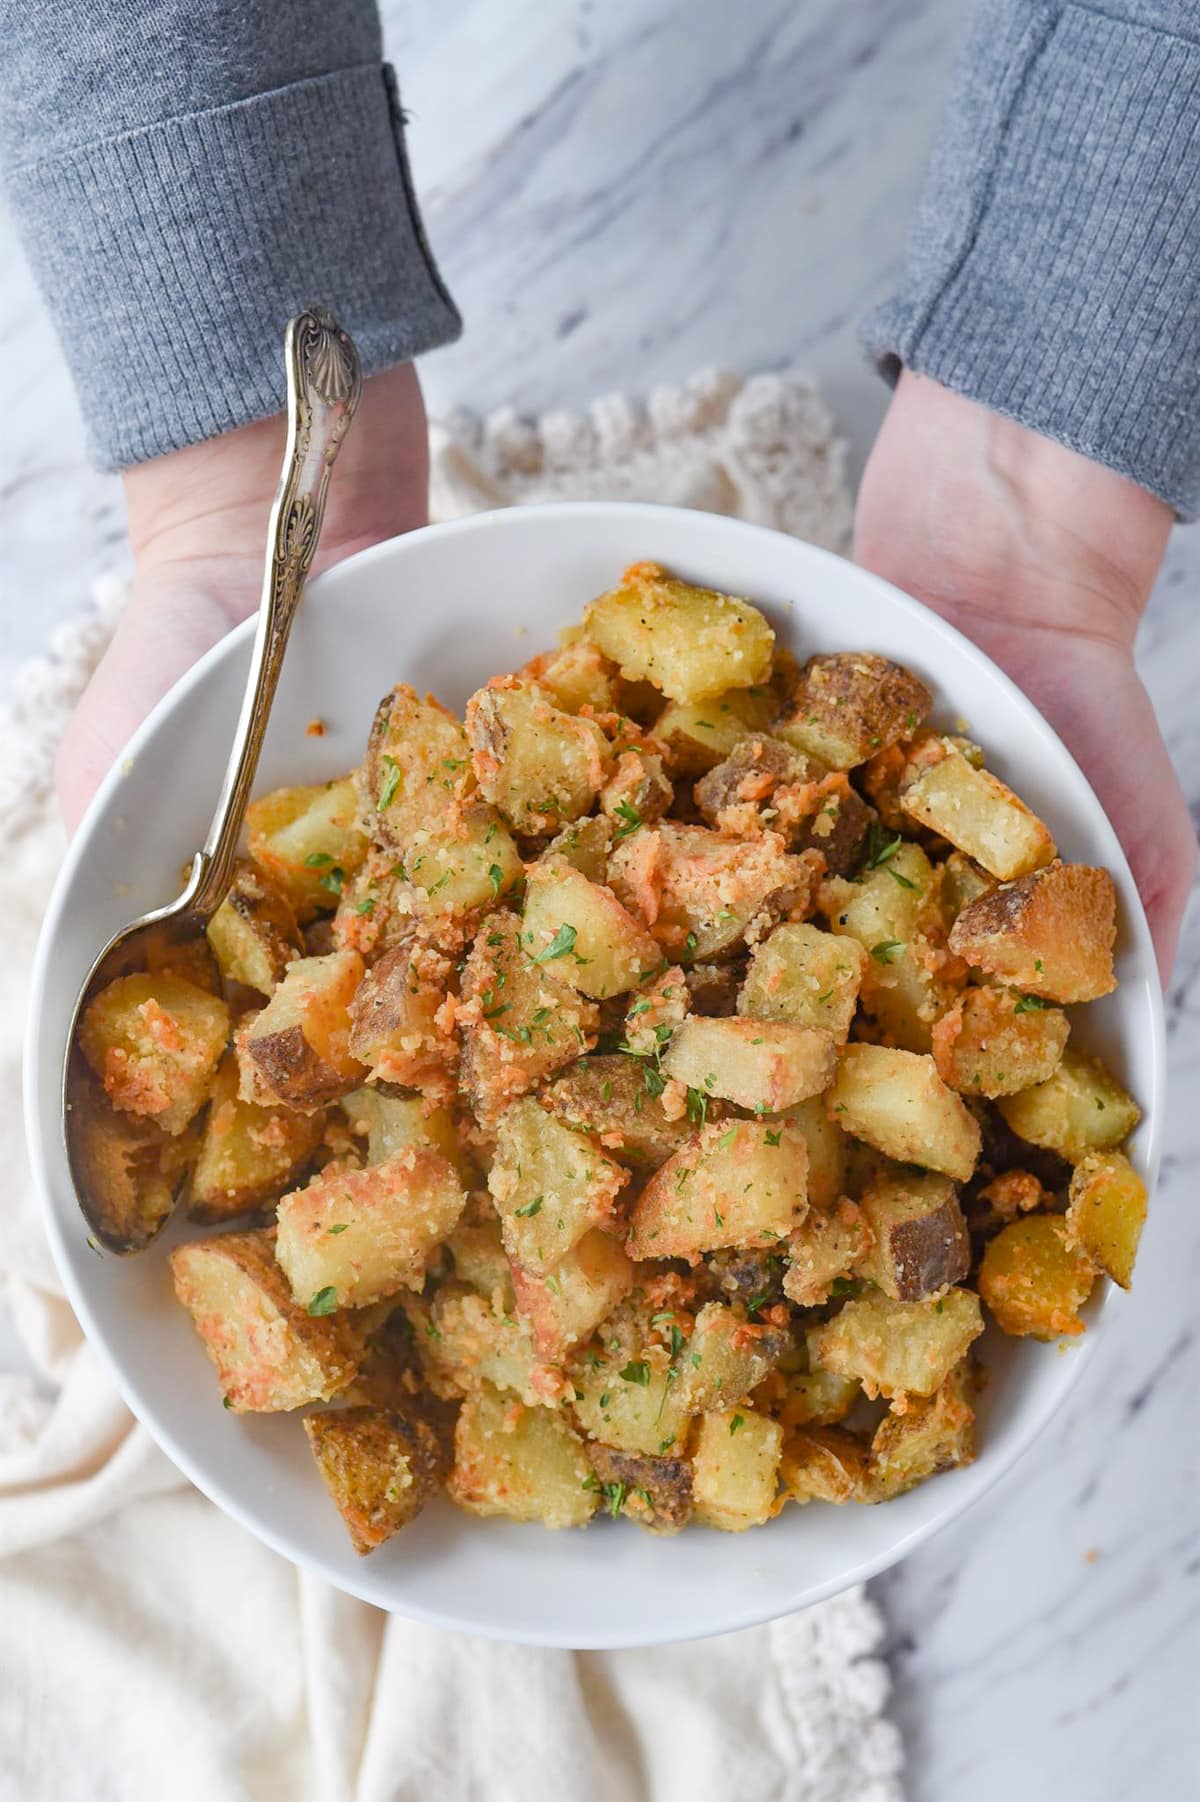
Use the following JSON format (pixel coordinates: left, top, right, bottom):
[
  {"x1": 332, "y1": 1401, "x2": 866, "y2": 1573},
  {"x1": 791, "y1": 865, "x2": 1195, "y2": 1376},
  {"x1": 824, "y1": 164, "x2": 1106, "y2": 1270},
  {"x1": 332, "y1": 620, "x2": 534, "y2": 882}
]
[{"x1": 63, "y1": 308, "x2": 363, "y2": 1252}]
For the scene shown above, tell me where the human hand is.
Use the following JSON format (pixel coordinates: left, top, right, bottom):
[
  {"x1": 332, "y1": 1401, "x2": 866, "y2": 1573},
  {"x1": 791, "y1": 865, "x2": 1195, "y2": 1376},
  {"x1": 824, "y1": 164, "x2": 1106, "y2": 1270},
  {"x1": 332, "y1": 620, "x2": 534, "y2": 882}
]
[
  {"x1": 854, "y1": 372, "x2": 1196, "y2": 982},
  {"x1": 56, "y1": 363, "x2": 430, "y2": 832}
]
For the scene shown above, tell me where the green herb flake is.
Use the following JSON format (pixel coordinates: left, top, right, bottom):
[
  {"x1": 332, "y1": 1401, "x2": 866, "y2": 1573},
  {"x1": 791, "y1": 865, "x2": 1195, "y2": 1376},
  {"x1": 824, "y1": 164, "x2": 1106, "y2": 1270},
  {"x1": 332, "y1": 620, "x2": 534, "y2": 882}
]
[
  {"x1": 355, "y1": 896, "x2": 376, "y2": 916},
  {"x1": 533, "y1": 923, "x2": 578, "y2": 963},
  {"x1": 864, "y1": 824, "x2": 903, "y2": 870},
  {"x1": 613, "y1": 800, "x2": 643, "y2": 839},
  {"x1": 1013, "y1": 994, "x2": 1050, "y2": 1014},
  {"x1": 488, "y1": 863, "x2": 505, "y2": 897},
  {"x1": 870, "y1": 939, "x2": 904, "y2": 964},
  {"x1": 304, "y1": 851, "x2": 334, "y2": 868},
  {"x1": 684, "y1": 931, "x2": 698, "y2": 959},
  {"x1": 729, "y1": 1413, "x2": 745, "y2": 1436},
  {"x1": 318, "y1": 866, "x2": 345, "y2": 898},
  {"x1": 326, "y1": 1223, "x2": 349, "y2": 1235},
  {"x1": 718, "y1": 1127, "x2": 737, "y2": 1150},
  {"x1": 514, "y1": 1196, "x2": 544, "y2": 1218},
  {"x1": 888, "y1": 868, "x2": 918, "y2": 891},
  {"x1": 619, "y1": 1360, "x2": 651, "y2": 1387},
  {"x1": 307, "y1": 1286, "x2": 338, "y2": 1316},
  {"x1": 377, "y1": 755, "x2": 402, "y2": 812},
  {"x1": 222, "y1": 1395, "x2": 233, "y2": 1410},
  {"x1": 764, "y1": 1129, "x2": 782, "y2": 1147}
]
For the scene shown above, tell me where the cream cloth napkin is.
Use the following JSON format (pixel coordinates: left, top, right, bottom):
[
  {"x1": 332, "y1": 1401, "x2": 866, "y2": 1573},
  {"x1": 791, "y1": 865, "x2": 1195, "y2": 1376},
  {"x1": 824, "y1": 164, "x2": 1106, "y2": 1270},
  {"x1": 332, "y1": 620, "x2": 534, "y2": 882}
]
[{"x1": 0, "y1": 371, "x2": 902, "y2": 1802}]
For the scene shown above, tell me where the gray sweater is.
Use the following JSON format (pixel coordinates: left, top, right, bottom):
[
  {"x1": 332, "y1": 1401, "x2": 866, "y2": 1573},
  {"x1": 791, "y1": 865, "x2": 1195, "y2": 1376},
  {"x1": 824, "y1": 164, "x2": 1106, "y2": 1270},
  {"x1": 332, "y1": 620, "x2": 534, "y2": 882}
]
[{"x1": 3, "y1": 1, "x2": 1198, "y2": 518}]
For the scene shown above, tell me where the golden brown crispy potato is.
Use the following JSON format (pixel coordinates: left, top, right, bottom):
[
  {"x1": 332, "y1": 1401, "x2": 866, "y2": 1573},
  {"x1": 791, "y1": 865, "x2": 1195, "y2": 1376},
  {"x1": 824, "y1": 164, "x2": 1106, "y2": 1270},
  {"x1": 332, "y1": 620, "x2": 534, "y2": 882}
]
[
  {"x1": 811, "y1": 1288, "x2": 983, "y2": 1400},
  {"x1": 778, "y1": 1425, "x2": 870, "y2": 1506},
  {"x1": 236, "y1": 950, "x2": 365, "y2": 1112},
  {"x1": 776, "y1": 653, "x2": 931, "y2": 769},
  {"x1": 449, "y1": 1382, "x2": 596, "y2": 1527},
  {"x1": 997, "y1": 1047, "x2": 1140, "y2": 1163},
  {"x1": 246, "y1": 776, "x2": 367, "y2": 922},
  {"x1": 79, "y1": 971, "x2": 229, "y2": 1137},
  {"x1": 542, "y1": 1053, "x2": 697, "y2": 1169},
  {"x1": 584, "y1": 561, "x2": 775, "y2": 703},
  {"x1": 189, "y1": 1052, "x2": 323, "y2": 1223},
  {"x1": 856, "y1": 1169, "x2": 970, "y2": 1302},
  {"x1": 626, "y1": 1118, "x2": 808, "y2": 1261},
  {"x1": 866, "y1": 1361, "x2": 976, "y2": 1501},
  {"x1": 1065, "y1": 1149, "x2": 1147, "y2": 1290},
  {"x1": 466, "y1": 676, "x2": 612, "y2": 835},
  {"x1": 347, "y1": 936, "x2": 456, "y2": 1093},
  {"x1": 977, "y1": 1214, "x2": 1095, "y2": 1339},
  {"x1": 304, "y1": 1405, "x2": 444, "y2": 1554},
  {"x1": 488, "y1": 1097, "x2": 629, "y2": 1272},
  {"x1": 900, "y1": 740, "x2": 1056, "y2": 880},
  {"x1": 948, "y1": 861, "x2": 1117, "y2": 1003},
  {"x1": 782, "y1": 1199, "x2": 871, "y2": 1307},
  {"x1": 206, "y1": 859, "x2": 303, "y2": 996},
  {"x1": 521, "y1": 858, "x2": 663, "y2": 999},
  {"x1": 671, "y1": 1302, "x2": 793, "y2": 1413},
  {"x1": 826, "y1": 1044, "x2": 981, "y2": 1182},
  {"x1": 661, "y1": 1016, "x2": 837, "y2": 1113},
  {"x1": 691, "y1": 1409, "x2": 783, "y2": 1530},
  {"x1": 70, "y1": 1068, "x2": 193, "y2": 1251},
  {"x1": 931, "y1": 984, "x2": 1069, "y2": 1099}
]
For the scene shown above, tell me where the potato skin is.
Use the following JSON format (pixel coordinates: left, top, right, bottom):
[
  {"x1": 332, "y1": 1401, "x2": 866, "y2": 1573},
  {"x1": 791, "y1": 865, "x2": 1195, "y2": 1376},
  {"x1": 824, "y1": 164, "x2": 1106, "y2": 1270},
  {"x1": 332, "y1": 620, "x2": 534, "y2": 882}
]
[
  {"x1": 948, "y1": 861, "x2": 1117, "y2": 1003},
  {"x1": 346, "y1": 936, "x2": 456, "y2": 1092},
  {"x1": 857, "y1": 1171, "x2": 970, "y2": 1302},
  {"x1": 304, "y1": 1406, "x2": 444, "y2": 1554},
  {"x1": 776, "y1": 653, "x2": 931, "y2": 769},
  {"x1": 778, "y1": 1425, "x2": 870, "y2": 1506},
  {"x1": 586, "y1": 1443, "x2": 694, "y2": 1534},
  {"x1": 70, "y1": 1066, "x2": 190, "y2": 1251},
  {"x1": 543, "y1": 1053, "x2": 696, "y2": 1169},
  {"x1": 237, "y1": 950, "x2": 365, "y2": 1112}
]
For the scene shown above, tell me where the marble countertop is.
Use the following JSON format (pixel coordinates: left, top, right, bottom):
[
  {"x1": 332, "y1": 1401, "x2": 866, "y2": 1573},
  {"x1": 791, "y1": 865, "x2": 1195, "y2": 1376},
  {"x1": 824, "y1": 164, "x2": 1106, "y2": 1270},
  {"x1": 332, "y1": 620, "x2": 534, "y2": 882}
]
[{"x1": 1, "y1": 2, "x2": 1196, "y2": 1796}]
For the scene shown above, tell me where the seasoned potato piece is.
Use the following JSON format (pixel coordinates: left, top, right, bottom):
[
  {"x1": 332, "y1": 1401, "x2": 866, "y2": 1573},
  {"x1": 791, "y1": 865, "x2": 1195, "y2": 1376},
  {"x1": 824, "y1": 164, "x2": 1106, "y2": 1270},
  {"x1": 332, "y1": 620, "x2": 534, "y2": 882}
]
[
  {"x1": 70, "y1": 1070, "x2": 190, "y2": 1250},
  {"x1": 623, "y1": 966, "x2": 690, "y2": 1058},
  {"x1": 938, "y1": 851, "x2": 996, "y2": 924},
  {"x1": 626, "y1": 1119, "x2": 808, "y2": 1261},
  {"x1": 521, "y1": 858, "x2": 662, "y2": 999},
  {"x1": 739, "y1": 923, "x2": 866, "y2": 1043},
  {"x1": 206, "y1": 860, "x2": 302, "y2": 996},
  {"x1": 822, "y1": 841, "x2": 961, "y2": 1052},
  {"x1": 777, "y1": 653, "x2": 931, "y2": 769},
  {"x1": 449, "y1": 1382, "x2": 596, "y2": 1528},
  {"x1": 693, "y1": 734, "x2": 811, "y2": 831},
  {"x1": 409, "y1": 1281, "x2": 543, "y2": 1405},
  {"x1": 654, "y1": 687, "x2": 776, "y2": 775},
  {"x1": 685, "y1": 961, "x2": 743, "y2": 1017},
  {"x1": 997, "y1": 1047, "x2": 1140, "y2": 1163},
  {"x1": 661, "y1": 1016, "x2": 836, "y2": 1113},
  {"x1": 601, "y1": 745, "x2": 673, "y2": 834},
  {"x1": 584, "y1": 561, "x2": 774, "y2": 703},
  {"x1": 520, "y1": 638, "x2": 619, "y2": 714},
  {"x1": 691, "y1": 1409, "x2": 783, "y2": 1530},
  {"x1": 768, "y1": 1095, "x2": 846, "y2": 1211},
  {"x1": 857, "y1": 1170, "x2": 969, "y2": 1301},
  {"x1": 978, "y1": 1214, "x2": 1095, "y2": 1339},
  {"x1": 466, "y1": 677, "x2": 611, "y2": 834},
  {"x1": 900, "y1": 742, "x2": 1056, "y2": 880},
  {"x1": 169, "y1": 1227, "x2": 364, "y2": 1411},
  {"x1": 811, "y1": 1289, "x2": 984, "y2": 1400},
  {"x1": 778, "y1": 1425, "x2": 869, "y2": 1506},
  {"x1": 866, "y1": 1361, "x2": 976, "y2": 1502},
  {"x1": 543, "y1": 1053, "x2": 696, "y2": 1169},
  {"x1": 788, "y1": 778, "x2": 876, "y2": 877},
  {"x1": 304, "y1": 1406, "x2": 444, "y2": 1554},
  {"x1": 189, "y1": 1053, "x2": 322, "y2": 1222},
  {"x1": 777, "y1": 1339, "x2": 861, "y2": 1429},
  {"x1": 672, "y1": 1302, "x2": 793, "y2": 1413},
  {"x1": 827, "y1": 1044, "x2": 981, "y2": 1182},
  {"x1": 974, "y1": 1167, "x2": 1050, "y2": 1227},
  {"x1": 79, "y1": 971, "x2": 229, "y2": 1136},
  {"x1": 702, "y1": 1247, "x2": 787, "y2": 1310},
  {"x1": 586, "y1": 1443, "x2": 694, "y2": 1535},
  {"x1": 511, "y1": 1229, "x2": 636, "y2": 1361},
  {"x1": 458, "y1": 909, "x2": 599, "y2": 1125},
  {"x1": 445, "y1": 1213, "x2": 515, "y2": 1307},
  {"x1": 948, "y1": 861, "x2": 1117, "y2": 1003},
  {"x1": 275, "y1": 1146, "x2": 467, "y2": 1309},
  {"x1": 571, "y1": 1294, "x2": 693, "y2": 1456},
  {"x1": 247, "y1": 776, "x2": 368, "y2": 922},
  {"x1": 931, "y1": 985, "x2": 1069, "y2": 1099},
  {"x1": 488, "y1": 1098, "x2": 628, "y2": 1271},
  {"x1": 347, "y1": 937, "x2": 456, "y2": 1091},
  {"x1": 782, "y1": 1199, "x2": 871, "y2": 1307},
  {"x1": 1066, "y1": 1150, "x2": 1147, "y2": 1290},
  {"x1": 363, "y1": 685, "x2": 474, "y2": 851},
  {"x1": 544, "y1": 814, "x2": 612, "y2": 881},
  {"x1": 342, "y1": 1089, "x2": 470, "y2": 1179},
  {"x1": 406, "y1": 803, "x2": 524, "y2": 923},
  {"x1": 237, "y1": 950, "x2": 365, "y2": 1111}
]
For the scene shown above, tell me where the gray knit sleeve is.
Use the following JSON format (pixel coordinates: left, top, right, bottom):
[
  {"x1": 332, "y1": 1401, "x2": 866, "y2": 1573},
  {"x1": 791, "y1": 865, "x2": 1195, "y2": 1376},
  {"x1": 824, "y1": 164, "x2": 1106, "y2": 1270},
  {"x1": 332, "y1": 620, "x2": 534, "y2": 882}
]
[
  {"x1": 0, "y1": 1, "x2": 461, "y2": 470},
  {"x1": 862, "y1": 1, "x2": 1200, "y2": 519}
]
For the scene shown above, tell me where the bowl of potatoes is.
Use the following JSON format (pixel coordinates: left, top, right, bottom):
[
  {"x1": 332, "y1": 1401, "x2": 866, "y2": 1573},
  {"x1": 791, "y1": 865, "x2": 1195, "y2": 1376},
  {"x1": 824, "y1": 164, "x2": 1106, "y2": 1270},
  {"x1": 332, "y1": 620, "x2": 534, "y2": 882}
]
[{"x1": 26, "y1": 502, "x2": 1163, "y2": 1647}]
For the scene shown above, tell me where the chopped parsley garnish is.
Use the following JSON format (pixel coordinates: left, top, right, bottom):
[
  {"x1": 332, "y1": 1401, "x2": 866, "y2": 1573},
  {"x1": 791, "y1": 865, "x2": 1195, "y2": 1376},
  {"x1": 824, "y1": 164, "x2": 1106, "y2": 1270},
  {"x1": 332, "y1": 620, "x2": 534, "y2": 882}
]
[
  {"x1": 613, "y1": 800, "x2": 643, "y2": 839},
  {"x1": 318, "y1": 866, "x2": 345, "y2": 897},
  {"x1": 888, "y1": 868, "x2": 918, "y2": 890},
  {"x1": 307, "y1": 1286, "x2": 337, "y2": 1316},
  {"x1": 683, "y1": 931, "x2": 698, "y2": 959},
  {"x1": 729, "y1": 1413, "x2": 745, "y2": 1435},
  {"x1": 764, "y1": 1129, "x2": 782, "y2": 1147},
  {"x1": 1013, "y1": 994, "x2": 1050, "y2": 1013},
  {"x1": 355, "y1": 896, "x2": 376, "y2": 916},
  {"x1": 304, "y1": 851, "x2": 333, "y2": 868},
  {"x1": 487, "y1": 862, "x2": 505, "y2": 897},
  {"x1": 533, "y1": 923, "x2": 578, "y2": 963},
  {"x1": 619, "y1": 1360, "x2": 651, "y2": 1386},
  {"x1": 514, "y1": 1196, "x2": 544, "y2": 1218},
  {"x1": 686, "y1": 1087, "x2": 709, "y2": 1129},
  {"x1": 863, "y1": 823, "x2": 903, "y2": 870},
  {"x1": 870, "y1": 939, "x2": 904, "y2": 964},
  {"x1": 377, "y1": 754, "x2": 402, "y2": 811},
  {"x1": 326, "y1": 1223, "x2": 349, "y2": 1235}
]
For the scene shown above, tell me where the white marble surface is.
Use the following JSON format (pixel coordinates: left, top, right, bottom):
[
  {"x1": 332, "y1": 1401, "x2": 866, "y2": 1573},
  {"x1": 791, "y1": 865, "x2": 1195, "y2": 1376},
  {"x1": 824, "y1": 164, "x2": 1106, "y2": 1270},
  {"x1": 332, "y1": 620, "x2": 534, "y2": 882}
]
[{"x1": 1, "y1": 2, "x2": 1197, "y2": 1796}]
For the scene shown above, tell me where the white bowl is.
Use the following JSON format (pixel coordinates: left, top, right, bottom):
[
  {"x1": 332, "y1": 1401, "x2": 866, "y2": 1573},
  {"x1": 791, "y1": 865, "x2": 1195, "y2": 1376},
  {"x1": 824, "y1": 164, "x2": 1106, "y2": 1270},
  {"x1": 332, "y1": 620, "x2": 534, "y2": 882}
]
[{"x1": 25, "y1": 503, "x2": 1164, "y2": 1648}]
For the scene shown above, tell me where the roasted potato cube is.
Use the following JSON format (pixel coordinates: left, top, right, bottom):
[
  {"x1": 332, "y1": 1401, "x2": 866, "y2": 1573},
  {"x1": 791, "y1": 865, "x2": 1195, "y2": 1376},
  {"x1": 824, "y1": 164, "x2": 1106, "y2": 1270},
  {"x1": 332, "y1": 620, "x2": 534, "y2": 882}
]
[
  {"x1": 654, "y1": 687, "x2": 776, "y2": 775},
  {"x1": 788, "y1": 778, "x2": 876, "y2": 877},
  {"x1": 363, "y1": 685, "x2": 474, "y2": 851},
  {"x1": 246, "y1": 776, "x2": 367, "y2": 922},
  {"x1": 542, "y1": 1053, "x2": 695, "y2": 1169},
  {"x1": 205, "y1": 860, "x2": 302, "y2": 996},
  {"x1": 511, "y1": 1229, "x2": 636, "y2": 1361},
  {"x1": 520, "y1": 638, "x2": 619, "y2": 714},
  {"x1": 601, "y1": 745, "x2": 674, "y2": 834},
  {"x1": 586, "y1": 1443, "x2": 693, "y2": 1534},
  {"x1": 347, "y1": 937, "x2": 456, "y2": 1091},
  {"x1": 857, "y1": 1170, "x2": 969, "y2": 1301},
  {"x1": 739, "y1": 922, "x2": 866, "y2": 1042},
  {"x1": 900, "y1": 743, "x2": 1056, "y2": 880},
  {"x1": 777, "y1": 1341, "x2": 861, "y2": 1429},
  {"x1": 767, "y1": 1096, "x2": 847, "y2": 1211},
  {"x1": 938, "y1": 851, "x2": 996, "y2": 924},
  {"x1": 947, "y1": 861, "x2": 1117, "y2": 1003},
  {"x1": 702, "y1": 1247, "x2": 787, "y2": 1310},
  {"x1": 583, "y1": 561, "x2": 774, "y2": 703},
  {"x1": 811, "y1": 1288, "x2": 983, "y2": 1399},
  {"x1": 778, "y1": 1425, "x2": 869, "y2": 1505},
  {"x1": 1066, "y1": 1150, "x2": 1148, "y2": 1289},
  {"x1": 571, "y1": 1296, "x2": 692, "y2": 1456},
  {"x1": 237, "y1": 950, "x2": 365, "y2": 1111},
  {"x1": 823, "y1": 841, "x2": 961, "y2": 1053},
  {"x1": 304, "y1": 1406, "x2": 443, "y2": 1554},
  {"x1": 782, "y1": 1199, "x2": 871, "y2": 1307},
  {"x1": 409, "y1": 1281, "x2": 542, "y2": 1404},
  {"x1": 169, "y1": 1227, "x2": 364, "y2": 1411},
  {"x1": 866, "y1": 1361, "x2": 976, "y2": 1502},
  {"x1": 978, "y1": 1214, "x2": 1095, "y2": 1339},
  {"x1": 661, "y1": 1017, "x2": 836, "y2": 1113},
  {"x1": 79, "y1": 971, "x2": 230, "y2": 1136},
  {"x1": 931, "y1": 984, "x2": 1069, "y2": 1099},
  {"x1": 466, "y1": 677, "x2": 611, "y2": 834},
  {"x1": 70, "y1": 1070, "x2": 190, "y2": 1250},
  {"x1": 827, "y1": 1044, "x2": 981, "y2": 1182},
  {"x1": 445, "y1": 1213, "x2": 515, "y2": 1307},
  {"x1": 997, "y1": 1047, "x2": 1140, "y2": 1163},
  {"x1": 405, "y1": 803, "x2": 524, "y2": 922},
  {"x1": 342, "y1": 1088, "x2": 470, "y2": 1178},
  {"x1": 189, "y1": 1052, "x2": 322, "y2": 1222},
  {"x1": 691, "y1": 1409, "x2": 783, "y2": 1530},
  {"x1": 672, "y1": 1302, "x2": 793, "y2": 1412},
  {"x1": 777, "y1": 653, "x2": 931, "y2": 769},
  {"x1": 692, "y1": 734, "x2": 810, "y2": 832},
  {"x1": 449, "y1": 1382, "x2": 596, "y2": 1527},
  {"x1": 543, "y1": 814, "x2": 613, "y2": 881},
  {"x1": 488, "y1": 1098, "x2": 628, "y2": 1271},
  {"x1": 626, "y1": 1119, "x2": 808, "y2": 1261},
  {"x1": 623, "y1": 966, "x2": 690, "y2": 1058},
  {"x1": 275, "y1": 1146, "x2": 467, "y2": 1309},
  {"x1": 521, "y1": 858, "x2": 662, "y2": 999}
]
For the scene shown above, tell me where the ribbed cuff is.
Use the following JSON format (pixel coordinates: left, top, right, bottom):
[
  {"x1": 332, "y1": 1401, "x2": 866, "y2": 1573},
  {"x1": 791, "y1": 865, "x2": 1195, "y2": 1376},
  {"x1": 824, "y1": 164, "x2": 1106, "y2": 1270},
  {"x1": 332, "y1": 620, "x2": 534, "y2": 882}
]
[
  {"x1": 5, "y1": 64, "x2": 462, "y2": 469},
  {"x1": 861, "y1": 3, "x2": 1200, "y2": 520}
]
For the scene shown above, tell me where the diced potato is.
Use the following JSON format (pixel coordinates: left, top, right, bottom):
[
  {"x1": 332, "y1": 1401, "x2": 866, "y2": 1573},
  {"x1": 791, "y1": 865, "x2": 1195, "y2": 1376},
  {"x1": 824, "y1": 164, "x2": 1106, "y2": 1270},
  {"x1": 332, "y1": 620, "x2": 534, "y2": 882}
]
[
  {"x1": 543, "y1": 814, "x2": 612, "y2": 881},
  {"x1": 787, "y1": 777, "x2": 876, "y2": 877},
  {"x1": 977, "y1": 1214, "x2": 1095, "y2": 1339},
  {"x1": 169, "y1": 1227, "x2": 364, "y2": 1411},
  {"x1": 948, "y1": 861, "x2": 1117, "y2": 1003},
  {"x1": 997, "y1": 1047, "x2": 1140, "y2": 1163},
  {"x1": 466, "y1": 677, "x2": 612, "y2": 834},
  {"x1": 70, "y1": 1070, "x2": 190, "y2": 1251},
  {"x1": 445, "y1": 1214, "x2": 515, "y2": 1307},
  {"x1": 247, "y1": 776, "x2": 367, "y2": 922},
  {"x1": 583, "y1": 561, "x2": 774, "y2": 703},
  {"x1": 275, "y1": 1146, "x2": 467, "y2": 1309},
  {"x1": 900, "y1": 743, "x2": 1056, "y2": 880},
  {"x1": 691, "y1": 1409, "x2": 783, "y2": 1530},
  {"x1": 488, "y1": 1098, "x2": 628, "y2": 1271},
  {"x1": 827, "y1": 1044, "x2": 981, "y2": 1182},
  {"x1": 342, "y1": 1088, "x2": 471, "y2": 1180},
  {"x1": 623, "y1": 966, "x2": 690, "y2": 1058},
  {"x1": 661, "y1": 1016, "x2": 836, "y2": 1113},
  {"x1": 362, "y1": 685, "x2": 474, "y2": 851},
  {"x1": 931, "y1": 984, "x2": 1069, "y2": 1099},
  {"x1": 811, "y1": 1289, "x2": 984, "y2": 1399},
  {"x1": 571, "y1": 1296, "x2": 692, "y2": 1456},
  {"x1": 776, "y1": 653, "x2": 931, "y2": 769},
  {"x1": 205, "y1": 860, "x2": 302, "y2": 995},
  {"x1": 672, "y1": 1302, "x2": 792, "y2": 1413},
  {"x1": 778, "y1": 1425, "x2": 869, "y2": 1505},
  {"x1": 866, "y1": 1361, "x2": 976, "y2": 1502},
  {"x1": 520, "y1": 638, "x2": 619, "y2": 714},
  {"x1": 586, "y1": 1443, "x2": 694, "y2": 1535},
  {"x1": 777, "y1": 1341, "x2": 861, "y2": 1429},
  {"x1": 405, "y1": 803, "x2": 524, "y2": 922},
  {"x1": 857, "y1": 1169, "x2": 969, "y2": 1301},
  {"x1": 347, "y1": 937, "x2": 456, "y2": 1091},
  {"x1": 654, "y1": 688, "x2": 776, "y2": 775},
  {"x1": 449, "y1": 1382, "x2": 596, "y2": 1527},
  {"x1": 189, "y1": 1052, "x2": 322, "y2": 1222},
  {"x1": 410, "y1": 1281, "x2": 542, "y2": 1405},
  {"x1": 601, "y1": 744, "x2": 674, "y2": 833},
  {"x1": 767, "y1": 1095, "x2": 846, "y2": 1211},
  {"x1": 693, "y1": 734, "x2": 812, "y2": 832},
  {"x1": 822, "y1": 842, "x2": 961, "y2": 1052},
  {"x1": 542, "y1": 1053, "x2": 695, "y2": 1170},
  {"x1": 511, "y1": 1229, "x2": 636, "y2": 1361},
  {"x1": 626, "y1": 1119, "x2": 808, "y2": 1261},
  {"x1": 782, "y1": 1199, "x2": 871, "y2": 1307},
  {"x1": 79, "y1": 971, "x2": 230, "y2": 1136},
  {"x1": 938, "y1": 851, "x2": 996, "y2": 923},
  {"x1": 739, "y1": 923, "x2": 866, "y2": 1043},
  {"x1": 304, "y1": 1406, "x2": 444, "y2": 1554},
  {"x1": 703, "y1": 1247, "x2": 787, "y2": 1310},
  {"x1": 236, "y1": 950, "x2": 365, "y2": 1111},
  {"x1": 1066, "y1": 1150, "x2": 1148, "y2": 1290},
  {"x1": 685, "y1": 962, "x2": 742, "y2": 1016},
  {"x1": 521, "y1": 858, "x2": 662, "y2": 999}
]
